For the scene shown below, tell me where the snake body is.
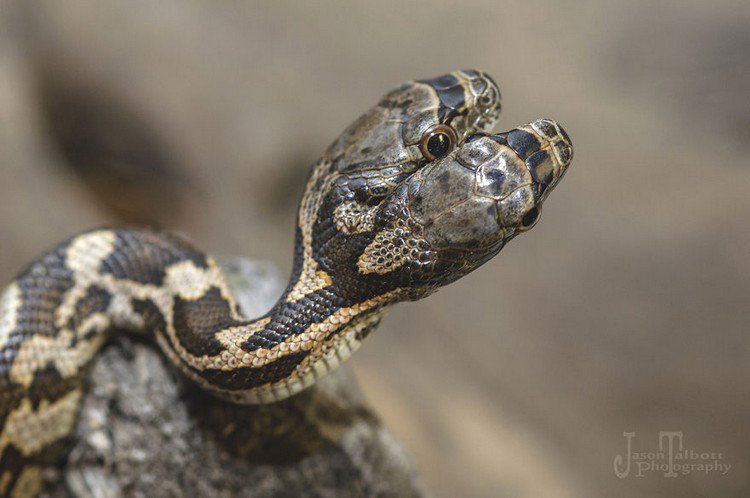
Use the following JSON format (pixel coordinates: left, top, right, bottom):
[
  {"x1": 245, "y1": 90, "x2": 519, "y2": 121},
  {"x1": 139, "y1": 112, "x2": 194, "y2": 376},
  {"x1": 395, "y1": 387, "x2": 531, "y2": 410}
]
[{"x1": 0, "y1": 70, "x2": 572, "y2": 497}]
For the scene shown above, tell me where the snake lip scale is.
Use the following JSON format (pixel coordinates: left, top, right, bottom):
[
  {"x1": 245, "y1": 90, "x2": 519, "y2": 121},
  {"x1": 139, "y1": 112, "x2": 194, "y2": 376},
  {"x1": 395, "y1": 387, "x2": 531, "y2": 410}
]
[{"x1": 0, "y1": 69, "x2": 572, "y2": 497}]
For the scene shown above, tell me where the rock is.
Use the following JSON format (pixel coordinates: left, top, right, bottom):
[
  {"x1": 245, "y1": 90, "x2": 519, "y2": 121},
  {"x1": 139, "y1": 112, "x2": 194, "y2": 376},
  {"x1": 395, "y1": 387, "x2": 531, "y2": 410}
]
[{"x1": 41, "y1": 260, "x2": 427, "y2": 498}]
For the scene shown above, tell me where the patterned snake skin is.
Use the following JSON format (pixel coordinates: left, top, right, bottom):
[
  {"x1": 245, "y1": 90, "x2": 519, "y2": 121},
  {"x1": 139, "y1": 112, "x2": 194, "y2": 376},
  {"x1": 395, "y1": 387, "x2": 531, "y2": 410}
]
[{"x1": 0, "y1": 70, "x2": 572, "y2": 497}]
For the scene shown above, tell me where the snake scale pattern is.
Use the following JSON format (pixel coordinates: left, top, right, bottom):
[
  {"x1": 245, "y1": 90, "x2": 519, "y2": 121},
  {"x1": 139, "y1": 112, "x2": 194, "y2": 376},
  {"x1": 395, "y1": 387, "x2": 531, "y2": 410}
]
[{"x1": 0, "y1": 70, "x2": 572, "y2": 497}]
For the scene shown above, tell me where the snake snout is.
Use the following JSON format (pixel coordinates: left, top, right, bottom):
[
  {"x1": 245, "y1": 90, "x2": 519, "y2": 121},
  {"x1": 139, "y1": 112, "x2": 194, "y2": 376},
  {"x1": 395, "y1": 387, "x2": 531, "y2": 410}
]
[
  {"x1": 489, "y1": 118, "x2": 572, "y2": 200},
  {"x1": 529, "y1": 118, "x2": 573, "y2": 172}
]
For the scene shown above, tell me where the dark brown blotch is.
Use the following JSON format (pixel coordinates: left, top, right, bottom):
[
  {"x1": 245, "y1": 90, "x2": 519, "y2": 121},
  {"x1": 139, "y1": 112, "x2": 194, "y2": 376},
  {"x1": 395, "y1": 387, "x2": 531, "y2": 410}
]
[
  {"x1": 506, "y1": 129, "x2": 540, "y2": 160},
  {"x1": 526, "y1": 150, "x2": 554, "y2": 185}
]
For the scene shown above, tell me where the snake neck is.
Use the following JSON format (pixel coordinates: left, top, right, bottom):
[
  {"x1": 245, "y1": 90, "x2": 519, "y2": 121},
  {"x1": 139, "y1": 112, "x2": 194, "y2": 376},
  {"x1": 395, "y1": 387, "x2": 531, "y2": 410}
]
[
  {"x1": 0, "y1": 227, "x2": 399, "y2": 406},
  {"x1": 207, "y1": 274, "x2": 401, "y2": 403},
  {"x1": 92, "y1": 228, "x2": 400, "y2": 403},
  {"x1": 156, "y1": 286, "x2": 397, "y2": 404}
]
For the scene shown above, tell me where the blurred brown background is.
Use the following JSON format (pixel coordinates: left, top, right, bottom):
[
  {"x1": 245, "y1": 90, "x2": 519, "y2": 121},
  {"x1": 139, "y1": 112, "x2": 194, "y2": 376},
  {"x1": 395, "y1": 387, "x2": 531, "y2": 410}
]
[{"x1": 1, "y1": 1, "x2": 748, "y2": 497}]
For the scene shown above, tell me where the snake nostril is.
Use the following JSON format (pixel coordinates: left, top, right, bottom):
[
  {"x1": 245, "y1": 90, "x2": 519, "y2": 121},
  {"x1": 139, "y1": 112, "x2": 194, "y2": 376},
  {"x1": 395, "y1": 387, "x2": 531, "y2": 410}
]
[{"x1": 518, "y1": 206, "x2": 541, "y2": 231}]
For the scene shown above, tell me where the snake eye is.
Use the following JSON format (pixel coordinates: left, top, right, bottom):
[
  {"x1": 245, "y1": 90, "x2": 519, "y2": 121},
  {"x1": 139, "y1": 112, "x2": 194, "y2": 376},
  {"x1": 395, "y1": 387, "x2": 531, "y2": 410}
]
[
  {"x1": 419, "y1": 125, "x2": 457, "y2": 161},
  {"x1": 517, "y1": 206, "x2": 541, "y2": 232}
]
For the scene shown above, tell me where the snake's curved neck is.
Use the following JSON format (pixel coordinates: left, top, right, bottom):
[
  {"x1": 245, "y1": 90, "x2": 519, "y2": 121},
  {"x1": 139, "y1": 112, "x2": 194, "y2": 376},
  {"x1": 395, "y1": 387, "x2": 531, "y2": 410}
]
[{"x1": 70, "y1": 227, "x2": 397, "y2": 404}]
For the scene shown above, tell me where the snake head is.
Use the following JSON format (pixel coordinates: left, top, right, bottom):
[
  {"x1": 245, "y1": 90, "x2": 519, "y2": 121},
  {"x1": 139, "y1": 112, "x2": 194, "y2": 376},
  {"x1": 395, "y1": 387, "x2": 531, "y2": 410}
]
[
  {"x1": 348, "y1": 119, "x2": 573, "y2": 298},
  {"x1": 324, "y1": 70, "x2": 501, "y2": 201},
  {"x1": 293, "y1": 74, "x2": 569, "y2": 307},
  {"x1": 415, "y1": 119, "x2": 571, "y2": 279}
]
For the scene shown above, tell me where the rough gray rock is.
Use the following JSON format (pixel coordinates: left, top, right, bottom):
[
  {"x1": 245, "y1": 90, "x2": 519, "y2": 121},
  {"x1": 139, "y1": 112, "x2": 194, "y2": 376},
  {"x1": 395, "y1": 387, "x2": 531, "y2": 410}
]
[{"x1": 41, "y1": 260, "x2": 427, "y2": 498}]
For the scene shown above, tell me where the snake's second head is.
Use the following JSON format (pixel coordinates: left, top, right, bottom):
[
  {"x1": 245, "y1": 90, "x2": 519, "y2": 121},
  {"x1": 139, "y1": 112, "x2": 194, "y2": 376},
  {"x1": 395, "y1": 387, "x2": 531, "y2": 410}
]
[{"x1": 325, "y1": 69, "x2": 502, "y2": 196}]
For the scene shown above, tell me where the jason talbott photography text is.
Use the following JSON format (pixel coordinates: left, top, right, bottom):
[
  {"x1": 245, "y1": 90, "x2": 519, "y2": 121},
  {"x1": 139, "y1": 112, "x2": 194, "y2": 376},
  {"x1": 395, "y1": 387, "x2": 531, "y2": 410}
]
[{"x1": 614, "y1": 432, "x2": 731, "y2": 478}]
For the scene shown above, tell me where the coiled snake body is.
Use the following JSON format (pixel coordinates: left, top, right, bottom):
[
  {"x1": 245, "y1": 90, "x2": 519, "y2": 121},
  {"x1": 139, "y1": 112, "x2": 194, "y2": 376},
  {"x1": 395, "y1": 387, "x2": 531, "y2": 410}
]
[{"x1": 0, "y1": 70, "x2": 572, "y2": 497}]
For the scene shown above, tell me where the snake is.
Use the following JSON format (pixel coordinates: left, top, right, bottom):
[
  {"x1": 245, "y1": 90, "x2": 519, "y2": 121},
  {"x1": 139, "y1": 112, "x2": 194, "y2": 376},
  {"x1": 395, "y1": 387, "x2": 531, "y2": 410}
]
[{"x1": 0, "y1": 69, "x2": 572, "y2": 497}]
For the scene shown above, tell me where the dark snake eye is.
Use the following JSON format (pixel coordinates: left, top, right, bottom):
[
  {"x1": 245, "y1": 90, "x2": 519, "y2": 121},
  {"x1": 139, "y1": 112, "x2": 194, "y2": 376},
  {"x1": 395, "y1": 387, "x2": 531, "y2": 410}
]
[{"x1": 419, "y1": 124, "x2": 457, "y2": 161}]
